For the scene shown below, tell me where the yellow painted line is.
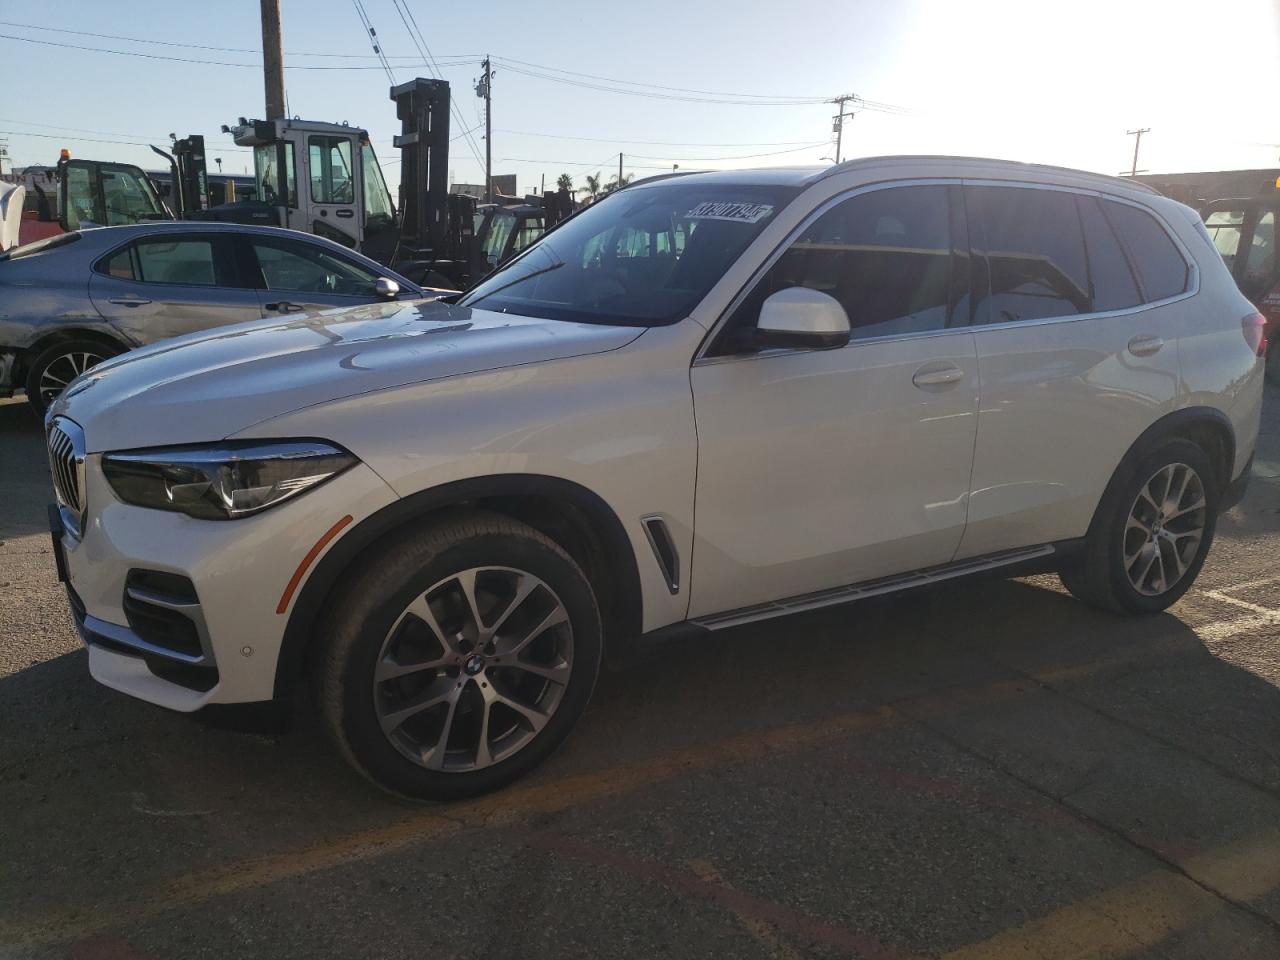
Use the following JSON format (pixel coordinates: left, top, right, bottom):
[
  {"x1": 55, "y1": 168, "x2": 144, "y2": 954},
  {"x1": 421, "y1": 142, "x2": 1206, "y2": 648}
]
[
  {"x1": 0, "y1": 706, "x2": 899, "y2": 950},
  {"x1": 688, "y1": 858, "x2": 803, "y2": 960},
  {"x1": 1186, "y1": 826, "x2": 1280, "y2": 903},
  {"x1": 7, "y1": 634, "x2": 1276, "y2": 955},
  {"x1": 942, "y1": 827, "x2": 1280, "y2": 960}
]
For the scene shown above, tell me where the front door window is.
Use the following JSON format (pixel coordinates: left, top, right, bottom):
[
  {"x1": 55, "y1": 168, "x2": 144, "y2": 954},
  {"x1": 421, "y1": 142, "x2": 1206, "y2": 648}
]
[{"x1": 249, "y1": 237, "x2": 380, "y2": 297}]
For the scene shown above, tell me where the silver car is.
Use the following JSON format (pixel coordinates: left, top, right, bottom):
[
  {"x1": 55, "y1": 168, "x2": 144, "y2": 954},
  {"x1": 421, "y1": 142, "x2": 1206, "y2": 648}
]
[{"x1": 0, "y1": 222, "x2": 432, "y2": 412}]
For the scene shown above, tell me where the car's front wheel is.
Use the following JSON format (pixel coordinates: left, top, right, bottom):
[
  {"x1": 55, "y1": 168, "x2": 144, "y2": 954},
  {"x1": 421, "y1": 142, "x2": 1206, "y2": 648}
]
[
  {"x1": 1060, "y1": 438, "x2": 1218, "y2": 614},
  {"x1": 25, "y1": 338, "x2": 121, "y2": 415},
  {"x1": 317, "y1": 512, "x2": 602, "y2": 800}
]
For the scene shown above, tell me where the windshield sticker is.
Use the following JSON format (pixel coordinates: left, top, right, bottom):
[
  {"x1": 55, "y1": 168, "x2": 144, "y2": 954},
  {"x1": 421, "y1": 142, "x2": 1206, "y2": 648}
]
[{"x1": 685, "y1": 201, "x2": 774, "y2": 224}]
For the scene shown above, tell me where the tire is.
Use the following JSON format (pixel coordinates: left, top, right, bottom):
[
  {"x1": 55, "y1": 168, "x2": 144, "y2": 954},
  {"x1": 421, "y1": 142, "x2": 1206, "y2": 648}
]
[
  {"x1": 25, "y1": 338, "x2": 121, "y2": 415},
  {"x1": 317, "y1": 511, "x2": 602, "y2": 801},
  {"x1": 1060, "y1": 438, "x2": 1218, "y2": 615},
  {"x1": 1266, "y1": 347, "x2": 1280, "y2": 387}
]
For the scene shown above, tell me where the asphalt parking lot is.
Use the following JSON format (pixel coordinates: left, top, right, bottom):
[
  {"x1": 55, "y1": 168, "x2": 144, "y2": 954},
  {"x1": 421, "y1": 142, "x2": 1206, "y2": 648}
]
[{"x1": 2, "y1": 386, "x2": 1280, "y2": 960}]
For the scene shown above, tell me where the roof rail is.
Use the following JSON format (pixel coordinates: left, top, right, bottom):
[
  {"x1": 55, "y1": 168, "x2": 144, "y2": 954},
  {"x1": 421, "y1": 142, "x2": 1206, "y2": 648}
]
[{"x1": 813, "y1": 155, "x2": 1160, "y2": 195}]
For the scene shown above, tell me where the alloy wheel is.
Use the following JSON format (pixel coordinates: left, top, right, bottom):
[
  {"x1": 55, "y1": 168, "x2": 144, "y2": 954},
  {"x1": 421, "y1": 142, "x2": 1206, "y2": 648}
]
[
  {"x1": 1123, "y1": 462, "x2": 1207, "y2": 596},
  {"x1": 39, "y1": 350, "x2": 107, "y2": 405},
  {"x1": 372, "y1": 566, "x2": 573, "y2": 771}
]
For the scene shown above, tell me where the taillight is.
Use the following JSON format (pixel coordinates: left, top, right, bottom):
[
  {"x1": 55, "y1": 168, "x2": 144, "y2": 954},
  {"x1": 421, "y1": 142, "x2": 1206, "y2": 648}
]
[{"x1": 1242, "y1": 312, "x2": 1267, "y2": 357}]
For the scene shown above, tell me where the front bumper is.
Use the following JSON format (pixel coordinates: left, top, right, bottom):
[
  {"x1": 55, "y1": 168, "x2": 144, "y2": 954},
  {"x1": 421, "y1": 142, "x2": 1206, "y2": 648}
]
[{"x1": 58, "y1": 454, "x2": 397, "y2": 711}]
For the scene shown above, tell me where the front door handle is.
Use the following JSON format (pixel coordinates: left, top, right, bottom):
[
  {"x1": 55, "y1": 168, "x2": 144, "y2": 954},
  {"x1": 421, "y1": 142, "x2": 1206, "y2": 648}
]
[
  {"x1": 912, "y1": 364, "x2": 965, "y2": 388},
  {"x1": 1127, "y1": 335, "x2": 1165, "y2": 357},
  {"x1": 107, "y1": 296, "x2": 151, "y2": 307},
  {"x1": 266, "y1": 301, "x2": 304, "y2": 313}
]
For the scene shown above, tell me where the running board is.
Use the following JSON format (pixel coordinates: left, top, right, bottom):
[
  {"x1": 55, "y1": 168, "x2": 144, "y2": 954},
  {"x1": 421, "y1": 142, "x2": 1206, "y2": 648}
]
[{"x1": 690, "y1": 544, "x2": 1056, "y2": 631}]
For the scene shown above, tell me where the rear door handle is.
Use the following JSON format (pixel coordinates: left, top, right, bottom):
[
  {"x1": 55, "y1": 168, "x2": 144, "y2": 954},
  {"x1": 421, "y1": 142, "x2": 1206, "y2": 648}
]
[
  {"x1": 912, "y1": 364, "x2": 965, "y2": 388},
  {"x1": 1127, "y1": 335, "x2": 1165, "y2": 357},
  {"x1": 107, "y1": 296, "x2": 151, "y2": 307},
  {"x1": 266, "y1": 301, "x2": 304, "y2": 313}
]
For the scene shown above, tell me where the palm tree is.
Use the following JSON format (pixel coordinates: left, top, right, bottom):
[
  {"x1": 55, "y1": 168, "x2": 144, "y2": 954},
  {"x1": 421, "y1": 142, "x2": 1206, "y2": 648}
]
[
  {"x1": 604, "y1": 172, "x2": 634, "y2": 194},
  {"x1": 556, "y1": 173, "x2": 573, "y2": 193},
  {"x1": 578, "y1": 173, "x2": 603, "y2": 202}
]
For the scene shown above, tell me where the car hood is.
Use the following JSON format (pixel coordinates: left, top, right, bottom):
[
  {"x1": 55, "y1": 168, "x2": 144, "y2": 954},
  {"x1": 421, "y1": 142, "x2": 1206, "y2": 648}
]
[{"x1": 51, "y1": 298, "x2": 645, "y2": 452}]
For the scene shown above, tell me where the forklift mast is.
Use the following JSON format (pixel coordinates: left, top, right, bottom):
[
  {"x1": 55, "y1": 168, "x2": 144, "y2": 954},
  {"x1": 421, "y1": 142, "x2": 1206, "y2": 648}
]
[
  {"x1": 170, "y1": 135, "x2": 209, "y2": 217},
  {"x1": 390, "y1": 78, "x2": 477, "y2": 287}
]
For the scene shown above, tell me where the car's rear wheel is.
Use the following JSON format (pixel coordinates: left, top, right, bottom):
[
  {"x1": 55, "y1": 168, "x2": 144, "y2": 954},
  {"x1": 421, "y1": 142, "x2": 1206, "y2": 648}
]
[
  {"x1": 1060, "y1": 438, "x2": 1217, "y2": 614},
  {"x1": 317, "y1": 512, "x2": 602, "y2": 800},
  {"x1": 25, "y1": 338, "x2": 121, "y2": 415}
]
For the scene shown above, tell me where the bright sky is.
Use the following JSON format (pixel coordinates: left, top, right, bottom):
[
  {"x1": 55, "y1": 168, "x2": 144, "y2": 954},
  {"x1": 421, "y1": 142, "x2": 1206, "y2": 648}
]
[{"x1": 2, "y1": 0, "x2": 1277, "y2": 195}]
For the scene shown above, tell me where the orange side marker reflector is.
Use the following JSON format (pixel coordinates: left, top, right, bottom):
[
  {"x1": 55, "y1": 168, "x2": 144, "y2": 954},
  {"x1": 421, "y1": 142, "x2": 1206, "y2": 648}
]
[{"x1": 276, "y1": 515, "x2": 353, "y2": 615}]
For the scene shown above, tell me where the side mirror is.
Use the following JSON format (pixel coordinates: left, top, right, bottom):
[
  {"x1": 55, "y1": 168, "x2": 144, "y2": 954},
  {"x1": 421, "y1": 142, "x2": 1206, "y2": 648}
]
[
  {"x1": 756, "y1": 287, "x2": 850, "y2": 349},
  {"x1": 375, "y1": 277, "x2": 401, "y2": 299}
]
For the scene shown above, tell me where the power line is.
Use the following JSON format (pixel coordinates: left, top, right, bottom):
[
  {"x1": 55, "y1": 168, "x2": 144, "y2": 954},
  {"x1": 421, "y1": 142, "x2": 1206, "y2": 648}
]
[
  {"x1": 624, "y1": 142, "x2": 829, "y2": 162},
  {"x1": 0, "y1": 31, "x2": 474, "y2": 69},
  {"x1": 401, "y1": 0, "x2": 488, "y2": 172},
  {"x1": 500, "y1": 154, "x2": 775, "y2": 172},
  {"x1": 496, "y1": 128, "x2": 822, "y2": 148},
  {"x1": 496, "y1": 62, "x2": 828, "y2": 106},
  {"x1": 384, "y1": 0, "x2": 485, "y2": 174},
  {"x1": 0, "y1": 18, "x2": 479, "y2": 60},
  {"x1": 492, "y1": 55, "x2": 829, "y2": 103},
  {"x1": 348, "y1": 0, "x2": 395, "y2": 84},
  {"x1": 0, "y1": 129, "x2": 243, "y2": 153}
]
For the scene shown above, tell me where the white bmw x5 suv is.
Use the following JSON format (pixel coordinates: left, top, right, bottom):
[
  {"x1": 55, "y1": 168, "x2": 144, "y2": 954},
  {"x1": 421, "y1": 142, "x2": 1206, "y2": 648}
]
[{"x1": 47, "y1": 157, "x2": 1265, "y2": 799}]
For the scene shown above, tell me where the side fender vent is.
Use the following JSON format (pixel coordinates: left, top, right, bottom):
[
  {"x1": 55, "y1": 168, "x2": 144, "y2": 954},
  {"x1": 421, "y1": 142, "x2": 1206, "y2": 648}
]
[{"x1": 641, "y1": 516, "x2": 680, "y2": 595}]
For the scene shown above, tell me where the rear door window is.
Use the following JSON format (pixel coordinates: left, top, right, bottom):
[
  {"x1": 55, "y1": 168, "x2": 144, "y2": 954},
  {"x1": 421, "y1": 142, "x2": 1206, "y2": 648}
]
[
  {"x1": 967, "y1": 186, "x2": 1091, "y2": 324},
  {"x1": 135, "y1": 239, "x2": 218, "y2": 285},
  {"x1": 101, "y1": 246, "x2": 138, "y2": 280},
  {"x1": 99, "y1": 236, "x2": 229, "y2": 286},
  {"x1": 1101, "y1": 200, "x2": 1189, "y2": 302},
  {"x1": 1077, "y1": 196, "x2": 1141, "y2": 312}
]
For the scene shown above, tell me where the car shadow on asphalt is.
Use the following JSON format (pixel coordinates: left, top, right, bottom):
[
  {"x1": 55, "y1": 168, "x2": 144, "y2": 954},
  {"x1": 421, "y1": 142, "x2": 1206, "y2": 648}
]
[
  {"x1": 0, "y1": 397, "x2": 54, "y2": 540},
  {"x1": 4, "y1": 573, "x2": 1278, "y2": 816}
]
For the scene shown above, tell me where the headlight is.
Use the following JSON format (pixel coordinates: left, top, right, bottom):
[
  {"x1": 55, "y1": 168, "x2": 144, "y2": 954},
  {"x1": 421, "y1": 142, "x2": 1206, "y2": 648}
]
[{"x1": 102, "y1": 440, "x2": 357, "y2": 520}]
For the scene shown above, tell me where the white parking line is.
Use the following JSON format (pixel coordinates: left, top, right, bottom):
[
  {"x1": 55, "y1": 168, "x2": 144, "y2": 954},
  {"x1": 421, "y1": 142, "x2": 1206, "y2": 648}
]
[{"x1": 1188, "y1": 576, "x2": 1280, "y2": 643}]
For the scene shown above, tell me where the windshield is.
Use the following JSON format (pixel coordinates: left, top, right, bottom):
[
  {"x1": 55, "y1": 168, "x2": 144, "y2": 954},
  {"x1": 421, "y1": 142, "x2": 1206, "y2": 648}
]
[
  {"x1": 360, "y1": 142, "x2": 395, "y2": 229},
  {"x1": 458, "y1": 182, "x2": 798, "y2": 325},
  {"x1": 254, "y1": 143, "x2": 295, "y2": 207},
  {"x1": 481, "y1": 210, "x2": 517, "y2": 265}
]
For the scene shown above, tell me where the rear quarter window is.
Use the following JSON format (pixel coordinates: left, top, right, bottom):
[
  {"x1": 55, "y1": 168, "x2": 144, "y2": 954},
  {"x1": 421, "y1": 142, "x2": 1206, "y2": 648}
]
[{"x1": 1101, "y1": 200, "x2": 1189, "y2": 302}]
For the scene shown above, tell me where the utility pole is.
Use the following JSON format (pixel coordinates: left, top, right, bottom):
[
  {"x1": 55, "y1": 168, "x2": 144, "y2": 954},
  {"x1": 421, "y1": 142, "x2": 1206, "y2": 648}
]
[
  {"x1": 618, "y1": 152, "x2": 623, "y2": 187},
  {"x1": 1123, "y1": 127, "x2": 1150, "y2": 177},
  {"x1": 478, "y1": 56, "x2": 493, "y2": 202},
  {"x1": 830, "y1": 94, "x2": 858, "y2": 164},
  {"x1": 259, "y1": 0, "x2": 286, "y2": 120}
]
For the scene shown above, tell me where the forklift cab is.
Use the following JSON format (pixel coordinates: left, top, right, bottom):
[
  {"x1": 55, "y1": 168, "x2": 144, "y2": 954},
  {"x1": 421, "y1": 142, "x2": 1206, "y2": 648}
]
[
  {"x1": 56, "y1": 156, "x2": 171, "y2": 231},
  {"x1": 475, "y1": 202, "x2": 545, "y2": 271},
  {"x1": 1203, "y1": 196, "x2": 1280, "y2": 380},
  {"x1": 232, "y1": 118, "x2": 396, "y2": 259}
]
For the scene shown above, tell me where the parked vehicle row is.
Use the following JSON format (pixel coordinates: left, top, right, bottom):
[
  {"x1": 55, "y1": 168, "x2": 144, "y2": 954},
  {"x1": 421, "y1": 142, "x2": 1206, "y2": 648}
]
[
  {"x1": 46, "y1": 156, "x2": 1264, "y2": 800},
  {"x1": 0, "y1": 222, "x2": 433, "y2": 412}
]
